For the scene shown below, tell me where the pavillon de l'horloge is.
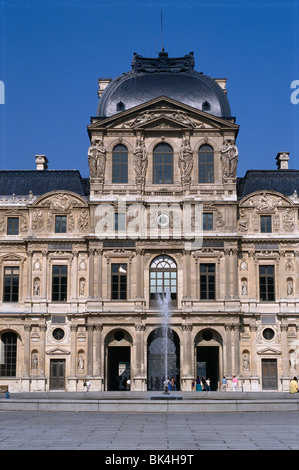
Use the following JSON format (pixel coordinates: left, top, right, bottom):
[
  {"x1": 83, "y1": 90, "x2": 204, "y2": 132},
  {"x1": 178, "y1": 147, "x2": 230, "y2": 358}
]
[{"x1": 1, "y1": 50, "x2": 298, "y2": 392}]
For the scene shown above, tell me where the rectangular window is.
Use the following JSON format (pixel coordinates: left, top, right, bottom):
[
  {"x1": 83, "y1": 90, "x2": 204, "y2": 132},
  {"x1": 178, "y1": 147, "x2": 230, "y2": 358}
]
[
  {"x1": 55, "y1": 215, "x2": 67, "y2": 233},
  {"x1": 260, "y1": 215, "x2": 272, "y2": 233},
  {"x1": 7, "y1": 217, "x2": 19, "y2": 235},
  {"x1": 3, "y1": 267, "x2": 19, "y2": 302},
  {"x1": 202, "y1": 213, "x2": 213, "y2": 231},
  {"x1": 114, "y1": 213, "x2": 126, "y2": 233},
  {"x1": 200, "y1": 264, "x2": 215, "y2": 300},
  {"x1": 111, "y1": 263, "x2": 127, "y2": 300},
  {"x1": 259, "y1": 265, "x2": 275, "y2": 301},
  {"x1": 52, "y1": 265, "x2": 68, "y2": 302}
]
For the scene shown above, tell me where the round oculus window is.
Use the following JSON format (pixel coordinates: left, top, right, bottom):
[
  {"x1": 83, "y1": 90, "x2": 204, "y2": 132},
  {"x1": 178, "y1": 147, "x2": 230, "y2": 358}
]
[
  {"x1": 52, "y1": 328, "x2": 65, "y2": 341},
  {"x1": 202, "y1": 330, "x2": 213, "y2": 341},
  {"x1": 262, "y1": 328, "x2": 275, "y2": 341},
  {"x1": 157, "y1": 213, "x2": 170, "y2": 228}
]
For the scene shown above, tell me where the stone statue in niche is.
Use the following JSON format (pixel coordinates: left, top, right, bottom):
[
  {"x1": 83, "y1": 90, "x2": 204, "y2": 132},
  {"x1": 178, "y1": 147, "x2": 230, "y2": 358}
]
[
  {"x1": 33, "y1": 278, "x2": 40, "y2": 296},
  {"x1": 289, "y1": 350, "x2": 296, "y2": 370},
  {"x1": 133, "y1": 133, "x2": 148, "y2": 184},
  {"x1": 78, "y1": 356, "x2": 84, "y2": 370},
  {"x1": 287, "y1": 278, "x2": 293, "y2": 296},
  {"x1": 179, "y1": 134, "x2": 193, "y2": 184},
  {"x1": 243, "y1": 353, "x2": 250, "y2": 372},
  {"x1": 88, "y1": 138, "x2": 106, "y2": 179},
  {"x1": 221, "y1": 140, "x2": 238, "y2": 179},
  {"x1": 31, "y1": 354, "x2": 38, "y2": 370}
]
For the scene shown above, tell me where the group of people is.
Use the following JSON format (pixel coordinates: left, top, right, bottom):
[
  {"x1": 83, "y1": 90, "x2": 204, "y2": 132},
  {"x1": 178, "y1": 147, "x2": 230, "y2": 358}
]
[
  {"x1": 164, "y1": 377, "x2": 177, "y2": 392},
  {"x1": 192, "y1": 376, "x2": 211, "y2": 391}
]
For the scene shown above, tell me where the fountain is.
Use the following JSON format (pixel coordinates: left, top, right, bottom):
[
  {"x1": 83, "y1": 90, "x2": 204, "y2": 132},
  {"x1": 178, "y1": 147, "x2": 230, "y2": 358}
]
[{"x1": 150, "y1": 290, "x2": 182, "y2": 400}]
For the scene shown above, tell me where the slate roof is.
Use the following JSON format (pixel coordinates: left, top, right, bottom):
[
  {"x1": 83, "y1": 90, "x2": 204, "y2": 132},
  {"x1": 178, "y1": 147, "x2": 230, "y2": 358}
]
[
  {"x1": 237, "y1": 170, "x2": 299, "y2": 199},
  {"x1": 0, "y1": 170, "x2": 89, "y2": 197}
]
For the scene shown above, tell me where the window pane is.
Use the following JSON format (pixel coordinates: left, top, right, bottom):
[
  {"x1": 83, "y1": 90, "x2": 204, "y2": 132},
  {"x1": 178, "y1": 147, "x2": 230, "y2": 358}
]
[
  {"x1": 153, "y1": 143, "x2": 173, "y2": 184},
  {"x1": 199, "y1": 145, "x2": 214, "y2": 183},
  {"x1": 7, "y1": 217, "x2": 19, "y2": 235},
  {"x1": 112, "y1": 145, "x2": 128, "y2": 183}
]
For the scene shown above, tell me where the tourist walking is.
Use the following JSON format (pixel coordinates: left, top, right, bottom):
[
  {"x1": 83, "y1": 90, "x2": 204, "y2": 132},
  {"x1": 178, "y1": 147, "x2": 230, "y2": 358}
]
[
  {"x1": 232, "y1": 375, "x2": 238, "y2": 391},
  {"x1": 220, "y1": 376, "x2": 227, "y2": 391}
]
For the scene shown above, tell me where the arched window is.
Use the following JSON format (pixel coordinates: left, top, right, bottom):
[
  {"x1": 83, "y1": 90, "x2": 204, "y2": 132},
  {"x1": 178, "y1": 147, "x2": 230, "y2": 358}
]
[
  {"x1": 198, "y1": 144, "x2": 214, "y2": 183},
  {"x1": 153, "y1": 143, "x2": 173, "y2": 184},
  {"x1": 0, "y1": 332, "x2": 17, "y2": 377},
  {"x1": 112, "y1": 144, "x2": 128, "y2": 183},
  {"x1": 150, "y1": 255, "x2": 177, "y2": 306}
]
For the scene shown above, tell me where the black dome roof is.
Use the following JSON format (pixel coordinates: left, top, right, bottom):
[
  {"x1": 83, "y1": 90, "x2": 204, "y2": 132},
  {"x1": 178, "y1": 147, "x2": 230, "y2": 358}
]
[{"x1": 97, "y1": 51, "x2": 231, "y2": 119}]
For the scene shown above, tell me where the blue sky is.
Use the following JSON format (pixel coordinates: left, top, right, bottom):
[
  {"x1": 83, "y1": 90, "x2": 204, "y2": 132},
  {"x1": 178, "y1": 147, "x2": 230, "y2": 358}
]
[{"x1": 0, "y1": 0, "x2": 298, "y2": 178}]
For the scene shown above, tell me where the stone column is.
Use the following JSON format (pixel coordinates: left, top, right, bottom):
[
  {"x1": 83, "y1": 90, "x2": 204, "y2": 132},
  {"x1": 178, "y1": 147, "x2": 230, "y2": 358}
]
[
  {"x1": 26, "y1": 251, "x2": 33, "y2": 299},
  {"x1": 224, "y1": 325, "x2": 232, "y2": 377},
  {"x1": 38, "y1": 325, "x2": 46, "y2": 377},
  {"x1": 88, "y1": 249, "x2": 95, "y2": 298},
  {"x1": 224, "y1": 248, "x2": 230, "y2": 298},
  {"x1": 134, "y1": 324, "x2": 146, "y2": 390},
  {"x1": 86, "y1": 325, "x2": 94, "y2": 377},
  {"x1": 96, "y1": 249, "x2": 103, "y2": 298},
  {"x1": 181, "y1": 324, "x2": 193, "y2": 390},
  {"x1": 41, "y1": 251, "x2": 47, "y2": 300},
  {"x1": 232, "y1": 249, "x2": 239, "y2": 298},
  {"x1": 23, "y1": 325, "x2": 31, "y2": 377},
  {"x1": 232, "y1": 325, "x2": 240, "y2": 375},
  {"x1": 72, "y1": 252, "x2": 78, "y2": 299},
  {"x1": 94, "y1": 325, "x2": 102, "y2": 379},
  {"x1": 70, "y1": 325, "x2": 77, "y2": 377}
]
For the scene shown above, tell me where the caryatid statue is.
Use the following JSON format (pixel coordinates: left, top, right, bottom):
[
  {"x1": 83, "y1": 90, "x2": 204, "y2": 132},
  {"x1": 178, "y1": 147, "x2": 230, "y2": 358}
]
[
  {"x1": 221, "y1": 140, "x2": 238, "y2": 179},
  {"x1": 133, "y1": 133, "x2": 148, "y2": 185},
  {"x1": 179, "y1": 134, "x2": 193, "y2": 184},
  {"x1": 88, "y1": 138, "x2": 106, "y2": 180}
]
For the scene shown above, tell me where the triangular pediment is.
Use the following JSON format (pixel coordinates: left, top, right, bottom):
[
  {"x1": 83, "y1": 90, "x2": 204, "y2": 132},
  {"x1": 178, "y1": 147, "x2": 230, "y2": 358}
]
[
  {"x1": 88, "y1": 96, "x2": 238, "y2": 135},
  {"x1": 46, "y1": 348, "x2": 70, "y2": 355},
  {"x1": 257, "y1": 347, "x2": 282, "y2": 356}
]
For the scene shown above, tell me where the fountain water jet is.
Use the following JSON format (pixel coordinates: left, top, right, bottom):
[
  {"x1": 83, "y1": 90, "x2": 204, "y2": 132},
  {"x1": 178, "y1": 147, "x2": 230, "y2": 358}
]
[{"x1": 157, "y1": 290, "x2": 173, "y2": 394}]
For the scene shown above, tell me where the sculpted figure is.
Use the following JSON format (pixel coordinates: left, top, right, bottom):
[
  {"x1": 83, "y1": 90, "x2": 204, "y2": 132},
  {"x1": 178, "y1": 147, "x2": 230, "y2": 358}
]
[
  {"x1": 133, "y1": 134, "x2": 148, "y2": 184},
  {"x1": 179, "y1": 135, "x2": 193, "y2": 183},
  {"x1": 88, "y1": 138, "x2": 106, "y2": 179},
  {"x1": 221, "y1": 140, "x2": 238, "y2": 178}
]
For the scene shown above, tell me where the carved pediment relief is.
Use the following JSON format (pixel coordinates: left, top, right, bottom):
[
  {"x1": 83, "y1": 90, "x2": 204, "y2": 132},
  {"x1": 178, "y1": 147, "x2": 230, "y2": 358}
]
[
  {"x1": 240, "y1": 191, "x2": 291, "y2": 211},
  {"x1": 257, "y1": 348, "x2": 282, "y2": 356},
  {"x1": 33, "y1": 191, "x2": 88, "y2": 211},
  {"x1": 46, "y1": 348, "x2": 70, "y2": 355}
]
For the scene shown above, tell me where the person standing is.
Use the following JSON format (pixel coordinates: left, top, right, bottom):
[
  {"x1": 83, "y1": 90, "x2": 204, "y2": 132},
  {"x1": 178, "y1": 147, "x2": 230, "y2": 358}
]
[
  {"x1": 206, "y1": 378, "x2": 211, "y2": 391},
  {"x1": 196, "y1": 376, "x2": 202, "y2": 391},
  {"x1": 86, "y1": 379, "x2": 91, "y2": 392},
  {"x1": 232, "y1": 375, "x2": 238, "y2": 392}
]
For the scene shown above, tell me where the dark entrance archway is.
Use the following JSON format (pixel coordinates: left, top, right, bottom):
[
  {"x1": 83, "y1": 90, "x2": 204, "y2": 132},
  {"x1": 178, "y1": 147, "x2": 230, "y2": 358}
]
[
  {"x1": 147, "y1": 327, "x2": 180, "y2": 391},
  {"x1": 196, "y1": 346, "x2": 219, "y2": 391},
  {"x1": 107, "y1": 346, "x2": 130, "y2": 391}
]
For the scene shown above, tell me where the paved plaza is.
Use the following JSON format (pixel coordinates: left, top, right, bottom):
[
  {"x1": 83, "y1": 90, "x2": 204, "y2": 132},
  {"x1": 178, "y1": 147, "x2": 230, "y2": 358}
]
[{"x1": 0, "y1": 410, "x2": 299, "y2": 451}]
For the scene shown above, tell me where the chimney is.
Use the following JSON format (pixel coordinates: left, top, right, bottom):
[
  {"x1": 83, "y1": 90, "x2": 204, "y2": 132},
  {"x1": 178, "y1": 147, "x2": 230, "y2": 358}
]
[
  {"x1": 97, "y1": 78, "x2": 111, "y2": 99},
  {"x1": 276, "y1": 152, "x2": 289, "y2": 170},
  {"x1": 35, "y1": 155, "x2": 48, "y2": 170}
]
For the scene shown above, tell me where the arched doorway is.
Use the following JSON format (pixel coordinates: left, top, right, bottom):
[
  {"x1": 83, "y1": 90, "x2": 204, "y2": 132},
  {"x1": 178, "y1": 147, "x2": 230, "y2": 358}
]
[
  {"x1": 147, "y1": 327, "x2": 180, "y2": 391},
  {"x1": 105, "y1": 329, "x2": 132, "y2": 391},
  {"x1": 195, "y1": 329, "x2": 222, "y2": 391}
]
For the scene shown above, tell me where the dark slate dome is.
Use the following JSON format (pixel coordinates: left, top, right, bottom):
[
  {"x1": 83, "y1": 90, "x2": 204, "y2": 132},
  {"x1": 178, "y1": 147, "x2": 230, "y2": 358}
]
[{"x1": 97, "y1": 51, "x2": 231, "y2": 118}]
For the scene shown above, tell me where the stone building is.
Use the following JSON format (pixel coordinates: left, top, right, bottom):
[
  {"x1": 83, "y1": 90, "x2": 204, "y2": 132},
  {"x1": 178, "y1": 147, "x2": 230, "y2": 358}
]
[{"x1": 0, "y1": 50, "x2": 298, "y2": 392}]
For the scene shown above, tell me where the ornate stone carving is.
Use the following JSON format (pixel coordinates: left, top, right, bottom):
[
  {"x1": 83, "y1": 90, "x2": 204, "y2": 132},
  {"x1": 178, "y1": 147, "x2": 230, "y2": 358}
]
[
  {"x1": 179, "y1": 134, "x2": 193, "y2": 184},
  {"x1": 221, "y1": 140, "x2": 238, "y2": 179},
  {"x1": 133, "y1": 133, "x2": 148, "y2": 185},
  {"x1": 88, "y1": 138, "x2": 106, "y2": 180}
]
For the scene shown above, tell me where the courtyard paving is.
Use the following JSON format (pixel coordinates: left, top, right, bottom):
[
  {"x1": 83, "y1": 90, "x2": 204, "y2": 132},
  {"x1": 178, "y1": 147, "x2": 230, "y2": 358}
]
[{"x1": 0, "y1": 410, "x2": 299, "y2": 451}]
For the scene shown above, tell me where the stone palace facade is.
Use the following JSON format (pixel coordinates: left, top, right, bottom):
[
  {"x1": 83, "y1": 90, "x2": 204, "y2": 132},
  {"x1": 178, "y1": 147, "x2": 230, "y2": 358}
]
[{"x1": 1, "y1": 50, "x2": 299, "y2": 392}]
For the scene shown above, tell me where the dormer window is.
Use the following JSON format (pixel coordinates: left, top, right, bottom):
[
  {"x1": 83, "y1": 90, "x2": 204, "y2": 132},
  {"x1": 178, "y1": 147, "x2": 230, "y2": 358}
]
[
  {"x1": 202, "y1": 101, "x2": 211, "y2": 111},
  {"x1": 116, "y1": 101, "x2": 125, "y2": 111}
]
